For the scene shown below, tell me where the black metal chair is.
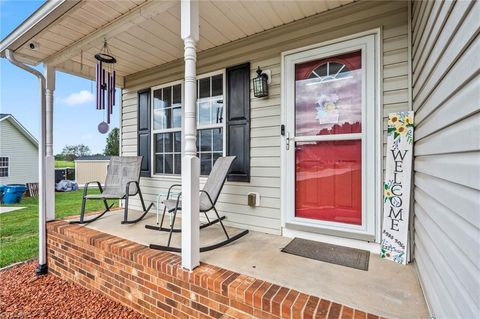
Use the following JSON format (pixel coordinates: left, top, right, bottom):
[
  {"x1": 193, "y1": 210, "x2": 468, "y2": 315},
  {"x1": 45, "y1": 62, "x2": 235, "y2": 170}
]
[
  {"x1": 70, "y1": 156, "x2": 153, "y2": 225},
  {"x1": 148, "y1": 156, "x2": 249, "y2": 252}
]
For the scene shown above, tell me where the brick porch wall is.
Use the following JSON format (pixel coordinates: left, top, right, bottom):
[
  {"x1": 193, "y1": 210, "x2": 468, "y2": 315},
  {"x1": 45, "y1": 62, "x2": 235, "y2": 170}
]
[{"x1": 47, "y1": 220, "x2": 382, "y2": 319}]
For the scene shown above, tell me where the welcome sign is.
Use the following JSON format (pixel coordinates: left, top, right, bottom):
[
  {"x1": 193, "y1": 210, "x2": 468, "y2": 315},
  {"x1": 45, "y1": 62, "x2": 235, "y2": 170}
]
[{"x1": 381, "y1": 111, "x2": 414, "y2": 265}]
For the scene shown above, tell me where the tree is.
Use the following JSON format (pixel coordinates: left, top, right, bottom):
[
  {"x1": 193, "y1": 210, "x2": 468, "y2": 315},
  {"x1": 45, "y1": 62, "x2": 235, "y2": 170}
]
[
  {"x1": 104, "y1": 128, "x2": 119, "y2": 156},
  {"x1": 60, "y1": 144, "x2": 91, "y2": 161}
]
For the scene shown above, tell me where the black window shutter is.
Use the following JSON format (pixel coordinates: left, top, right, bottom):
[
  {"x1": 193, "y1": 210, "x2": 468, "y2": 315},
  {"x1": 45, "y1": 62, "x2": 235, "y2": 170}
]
[
  {"x1": 226, "y1": 63, "x2": 250, "y2": 182},
  {"x1": 137, "y1": 88, "x2": 151, "y2": 177}
]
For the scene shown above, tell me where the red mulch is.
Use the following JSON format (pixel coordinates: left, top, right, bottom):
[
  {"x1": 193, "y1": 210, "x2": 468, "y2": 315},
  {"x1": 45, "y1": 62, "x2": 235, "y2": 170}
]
[{"x1": 0, "y1": 261, "x2": 147, "y2": 319}]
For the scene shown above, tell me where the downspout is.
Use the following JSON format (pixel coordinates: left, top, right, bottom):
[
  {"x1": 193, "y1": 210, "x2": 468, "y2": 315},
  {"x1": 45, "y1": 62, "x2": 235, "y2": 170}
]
[{"x1": 5, "y1": 49, "x2": 48, "y2": 275}]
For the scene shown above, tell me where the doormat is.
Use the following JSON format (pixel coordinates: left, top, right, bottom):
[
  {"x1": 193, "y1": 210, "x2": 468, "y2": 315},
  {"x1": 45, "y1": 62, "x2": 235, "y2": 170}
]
[{"x1": 281, "y1": 238, "x2": 370, "y2": 271}]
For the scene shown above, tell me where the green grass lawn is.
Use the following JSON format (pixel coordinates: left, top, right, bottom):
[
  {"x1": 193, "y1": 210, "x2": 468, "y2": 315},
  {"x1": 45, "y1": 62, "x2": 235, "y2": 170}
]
[
  {"x1": 0, "y1": 189, "x2": 117, "y2": 268},
  {"x1": 55, "y1": 160, "x2": 75, "y2": 168}
]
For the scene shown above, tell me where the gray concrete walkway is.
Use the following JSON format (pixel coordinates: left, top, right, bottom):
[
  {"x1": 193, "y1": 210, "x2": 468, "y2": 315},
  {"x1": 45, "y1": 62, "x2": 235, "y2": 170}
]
[{"x1": 0, "y1": 206, "x2": 25, "y2": 214}]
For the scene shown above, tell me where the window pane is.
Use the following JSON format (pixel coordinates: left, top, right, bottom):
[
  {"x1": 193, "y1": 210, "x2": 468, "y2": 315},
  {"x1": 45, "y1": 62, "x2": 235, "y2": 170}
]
[
  {"x1": 295, "y1": 140, "x2": 361, "y2": 225},
  {"x1": 211, "y1": 74, "x2": 223, "y2": 96},
  {"x1": 163, "y1": 87, "x2": 171, "y2": 107},
  {"x1": 155, "y1": 134, "x2": 163, "y2": 153},
  {"x1": 212, "y1": 128, "x2": 223, "y2": 152},
  {"x1": 295, "y1": 50, "x2": 362, "y2": 136},
  {"x1": 164, "y1": 154, "x2": 173, "y2": 174},
  {"x1": 164, "y1": 132, "x2": 173, "y2": 153},
  {"x1": 174, "y1": 132, "x2": 182, "y2": 153},
  {"x1": 172, "y1": 106, "x2": 181, "y2": 128},
  {"x1": 200, "y1": 129, "x2": 212, "y2": 152},
  {"x1": 200, "y1": 153, "x2": 212, "y2": 175},
  {"x1": 155, "y1": 154, "x2": 164, "y2": 174},
  {"x1": 174, "y1": 154, "x2": 181, "y2": 175},
  {"x1": 213, "y1": 152, "x2": 222, "y2": 167},
  {"x1": 213, "y1": 100, "x2": 223, "y2": 124},
  {"x1": 153, "y1": 89, "x2": 166, "y2": 130},
  {"x1": 0, "y1": 167, "x2": 7, "y2": 177},
  {"x1": 199, "y1": 77, "x2": 210, "y2": 99},
  {"x1": 198, "y1": 101, "x2": 210, "y2": 125},
  {"x1": 173, "y1": 84, "x2": 181, "y2": 104}
]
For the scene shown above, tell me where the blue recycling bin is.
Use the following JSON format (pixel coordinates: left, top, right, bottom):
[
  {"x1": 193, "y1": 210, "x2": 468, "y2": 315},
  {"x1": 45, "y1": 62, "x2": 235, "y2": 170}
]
[{"x1": 2, "y1": 184, "x2": 28, "y2": 204}]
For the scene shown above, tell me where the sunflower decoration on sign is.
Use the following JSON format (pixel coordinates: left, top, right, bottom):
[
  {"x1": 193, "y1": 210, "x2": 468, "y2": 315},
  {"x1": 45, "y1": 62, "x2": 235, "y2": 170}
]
[
  {"x1": 387, "y1": 112, "x2": 414, "y2": 144},
  {"x1": 384, "y1": 180, "x2": 394, "y2": 203}
]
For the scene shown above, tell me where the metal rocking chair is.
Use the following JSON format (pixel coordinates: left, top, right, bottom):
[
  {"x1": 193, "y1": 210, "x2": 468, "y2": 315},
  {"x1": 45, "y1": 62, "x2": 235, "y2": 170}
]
[
  {"x1": 70, "y1": 156, "x2": 153, "y2": 225},
  {"x1": 148, "y1": 156, "x2": 249, "y2": 252}
]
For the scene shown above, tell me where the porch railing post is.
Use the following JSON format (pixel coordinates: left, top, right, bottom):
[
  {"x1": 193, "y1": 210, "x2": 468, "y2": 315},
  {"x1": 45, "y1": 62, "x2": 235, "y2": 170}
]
[
  {"x1": 44, "y1": 64, "x2": 55, "y2": 221},
  {"x1": 181, "y1": 0, "x2": 200, "y2": 270}
]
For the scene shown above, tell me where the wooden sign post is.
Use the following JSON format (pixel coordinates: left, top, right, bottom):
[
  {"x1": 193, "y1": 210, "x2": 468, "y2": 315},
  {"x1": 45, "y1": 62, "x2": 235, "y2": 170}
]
[{"x1": 381, "y1": 111, "x2": 414, "y2": 265}]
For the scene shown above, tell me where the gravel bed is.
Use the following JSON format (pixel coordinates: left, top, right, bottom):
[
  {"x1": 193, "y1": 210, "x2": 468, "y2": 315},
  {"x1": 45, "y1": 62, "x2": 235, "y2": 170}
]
[{"x1": 0, "y1": 261, "x2": 147, "y2": 319}]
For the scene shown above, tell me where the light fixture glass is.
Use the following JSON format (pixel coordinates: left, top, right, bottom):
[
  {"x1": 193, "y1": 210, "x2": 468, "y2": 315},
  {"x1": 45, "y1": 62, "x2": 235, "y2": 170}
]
[{"x1": 253, "y1": 66, "x2": 269, "y2": 98}]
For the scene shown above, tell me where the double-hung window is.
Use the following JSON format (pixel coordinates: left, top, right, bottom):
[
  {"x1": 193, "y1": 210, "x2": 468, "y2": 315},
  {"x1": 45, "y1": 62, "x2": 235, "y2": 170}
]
[
  {"x1": 151, "y1": 71, "x2": 226, "y2": 176},
  {"x1": 197, "y1": 72, "x2": 225, "y2": 175},
  {"x1": 152, "y1": 82, "x2": 182, "y2": 175},
  {"x1": 0, "y1": 157, "x2": 8, "y2": 177}
]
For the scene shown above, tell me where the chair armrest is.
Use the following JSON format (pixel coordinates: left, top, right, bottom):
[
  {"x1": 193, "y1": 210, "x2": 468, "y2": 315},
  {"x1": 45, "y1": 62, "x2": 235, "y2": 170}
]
[
  {"x1": 167, "y1": 184, "x2": 182, "y2": 199},
  {"x1": 126, "y1": 180, "x2": 140, "y2": 196},
  {"x1": 83, "y1": 181, "x2": 103, "y2": 196}
]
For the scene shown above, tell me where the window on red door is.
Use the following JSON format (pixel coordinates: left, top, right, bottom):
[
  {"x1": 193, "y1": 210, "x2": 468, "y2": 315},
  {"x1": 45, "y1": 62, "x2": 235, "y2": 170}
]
[{"x1": 294, "y1": 50, "x2": 363, "y2": 225}]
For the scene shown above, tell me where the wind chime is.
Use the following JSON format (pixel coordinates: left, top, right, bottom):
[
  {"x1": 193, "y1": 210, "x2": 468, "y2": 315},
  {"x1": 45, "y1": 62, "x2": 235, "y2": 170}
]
[{"x1": 95, "y1": 39, "x2": 116, "y2": 134}]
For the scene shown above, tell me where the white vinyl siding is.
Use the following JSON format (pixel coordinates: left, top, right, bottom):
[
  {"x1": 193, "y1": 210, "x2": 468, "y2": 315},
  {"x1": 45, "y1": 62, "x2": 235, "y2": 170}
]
[
  {"x1": 0, "y1": 120, "x2": 38, "y2": 185},
  {"x1": 411, "y1": 1, "x2": 480, "y2": 318},
  {"x1": 120, "y1": 1, "x2": 410, "y2": 235}
]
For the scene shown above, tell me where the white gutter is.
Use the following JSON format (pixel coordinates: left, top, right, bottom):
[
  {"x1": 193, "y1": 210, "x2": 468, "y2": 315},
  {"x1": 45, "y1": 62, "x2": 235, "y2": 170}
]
[{"x1": 5, "y1": 49, "x2": 48, "y2": 276}]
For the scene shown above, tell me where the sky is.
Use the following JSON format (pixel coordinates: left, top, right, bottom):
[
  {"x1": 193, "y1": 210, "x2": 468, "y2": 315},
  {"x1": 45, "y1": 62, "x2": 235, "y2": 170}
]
[{"x1": 0, "y1": 0, "x2": 120, "y2": 154}]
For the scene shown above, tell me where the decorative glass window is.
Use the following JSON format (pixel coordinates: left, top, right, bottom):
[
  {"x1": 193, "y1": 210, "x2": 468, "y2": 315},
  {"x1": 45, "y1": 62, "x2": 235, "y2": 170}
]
[
  {"x1": 0, "y1": 157, "x2": 8, "y2": 177},
  {"x1": 196, "y1": 72, "x2": 225, "y2": 175},
  {"x1": 308, "y1": 62, "x2": 351, "y2": 81},
  {"x1": 152, "y1": 83, "x2": 182, "y2": 175}
]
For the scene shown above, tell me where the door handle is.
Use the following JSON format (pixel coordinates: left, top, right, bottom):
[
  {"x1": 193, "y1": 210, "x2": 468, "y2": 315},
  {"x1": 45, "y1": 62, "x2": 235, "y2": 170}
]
[{"x1": 285, "y1": 132, "x2": 290, "y2": 150}]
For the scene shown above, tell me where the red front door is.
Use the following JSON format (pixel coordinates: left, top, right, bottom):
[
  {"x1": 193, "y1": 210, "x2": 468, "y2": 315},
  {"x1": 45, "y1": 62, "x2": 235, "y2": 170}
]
[{"x1": 294, "y1": 50, "x2": 363, "y2": 225}]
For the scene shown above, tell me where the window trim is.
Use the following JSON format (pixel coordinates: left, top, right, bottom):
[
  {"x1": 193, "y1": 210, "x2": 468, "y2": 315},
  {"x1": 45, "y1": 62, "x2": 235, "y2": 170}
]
[
  {"x1": 150, "y1": 70, "x2": 227, "y2": 178},
  {"x1": 0, "y1": 156, "x2": 9, "y2": 178}
]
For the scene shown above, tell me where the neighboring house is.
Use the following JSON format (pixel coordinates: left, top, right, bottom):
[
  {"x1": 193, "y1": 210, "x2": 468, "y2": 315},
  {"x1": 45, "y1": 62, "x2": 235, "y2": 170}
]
[
  {"x1": 0, "y1": 114, "x2": 38, "y2": 185},
  {"x1": 1, "y1": 1, "x2": 478, "y2": 318},
  {"x1": 74, "y1": 155, "x2": 110, "y2": 186}
]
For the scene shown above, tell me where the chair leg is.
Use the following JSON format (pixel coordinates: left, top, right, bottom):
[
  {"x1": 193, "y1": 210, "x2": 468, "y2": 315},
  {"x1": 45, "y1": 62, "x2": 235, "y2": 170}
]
[
  {"x1": 124, "y1": 194, "x2": 130, "y2": 222},
  {"x1": 103, "y1": 199, "x2": 110, "y2": 212},
  {"x1": 70, "y1": 201, "x2": 114, "y2": 224},
  {"x1": 212, "y1": 206, "x2": 229, "y2": 239},
  {"x1": 167, "y1": 207, "x2": 178, "y2": 247},
  {"x1": 121, "y1": 187, "x2": 154, "y2": 224},
  {"x1": 79, "y1": 196, "x2": 87, "y2": 223},
  {"x1": 203, "y1": 211, "x2": 211, "y2": 224},
  {"x1": 159, "y1": 206, "x2": 167, "y2": 229}
]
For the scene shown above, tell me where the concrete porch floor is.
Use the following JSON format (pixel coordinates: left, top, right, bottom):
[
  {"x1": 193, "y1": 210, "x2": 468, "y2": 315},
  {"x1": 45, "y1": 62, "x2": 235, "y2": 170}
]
[{"x1": 70, "y1": 210, "x2": 428, "y2": 319}]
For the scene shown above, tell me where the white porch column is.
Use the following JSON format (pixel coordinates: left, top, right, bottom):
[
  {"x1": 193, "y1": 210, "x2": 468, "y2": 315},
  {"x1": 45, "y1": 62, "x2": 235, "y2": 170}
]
[
  {"x1": 44, "y1": 65, "x2": 55, "y2": 221},
  {"x1": 181, "y1": 0, "x2": 200, "y2": 270}
]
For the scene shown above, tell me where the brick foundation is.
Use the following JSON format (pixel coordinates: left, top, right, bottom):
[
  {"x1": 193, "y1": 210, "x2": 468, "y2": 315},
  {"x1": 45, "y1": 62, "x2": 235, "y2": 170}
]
[{"x1": 47, "y1": 220, "x2": 382, "y2": 319}]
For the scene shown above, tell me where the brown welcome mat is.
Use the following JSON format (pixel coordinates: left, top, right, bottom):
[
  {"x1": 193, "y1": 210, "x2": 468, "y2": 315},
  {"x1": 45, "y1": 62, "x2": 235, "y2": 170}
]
[{"x1": 281, "y1": 238, "x2": 370, "y2": 271}]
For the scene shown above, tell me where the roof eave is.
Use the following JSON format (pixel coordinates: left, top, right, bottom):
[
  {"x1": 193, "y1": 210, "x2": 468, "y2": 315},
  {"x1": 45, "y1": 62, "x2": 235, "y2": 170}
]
[
  {"x1": 0, "y1": 115, "x2": 39, "y2": 147},
  {"x1": 0, "y1": 0, "x2": 81, "y2": 64}
]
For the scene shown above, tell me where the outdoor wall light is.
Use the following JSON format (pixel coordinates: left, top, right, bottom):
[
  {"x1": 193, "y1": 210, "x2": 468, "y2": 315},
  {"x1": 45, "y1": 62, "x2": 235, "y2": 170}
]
[{"x1": 253, "y1": 66, "x2": 269, "y2": 98}]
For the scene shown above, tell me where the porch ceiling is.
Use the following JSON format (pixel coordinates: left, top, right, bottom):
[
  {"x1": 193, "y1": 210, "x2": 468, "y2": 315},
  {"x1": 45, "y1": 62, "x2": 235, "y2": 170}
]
[{"x1": 1, "y1": 0, "x2": 355, "y2": 85}]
